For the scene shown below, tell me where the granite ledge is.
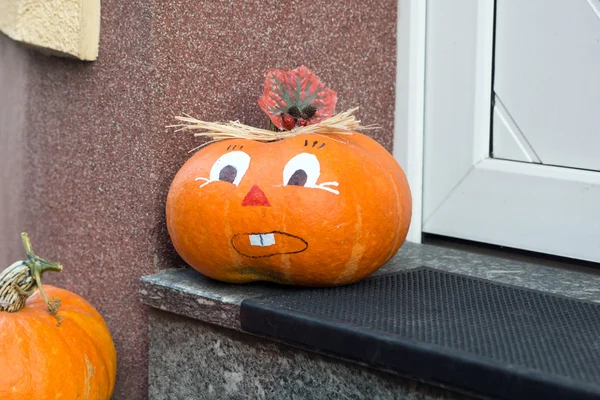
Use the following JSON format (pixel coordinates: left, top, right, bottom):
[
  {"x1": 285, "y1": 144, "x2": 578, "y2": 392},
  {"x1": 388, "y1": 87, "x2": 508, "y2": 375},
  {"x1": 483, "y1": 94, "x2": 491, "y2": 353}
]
[{"x1": 140, "y1": 242, "x2": 600, "y2": 331}]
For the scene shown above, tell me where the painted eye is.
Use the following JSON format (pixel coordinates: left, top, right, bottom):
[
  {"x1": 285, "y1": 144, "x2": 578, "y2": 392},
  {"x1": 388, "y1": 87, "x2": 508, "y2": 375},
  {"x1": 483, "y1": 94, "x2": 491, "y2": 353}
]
[
  {"x1": 218, "y1": 165, "x2": 237, "y2": 183},
  {"x1": 283, "y1": 153, "x2": 320, "y2": 187},
  {"x1": 287, "y1": 170, "x2": 308, "y2": 186},
  {"x1": 209, "y1": 151, "x2": 250, "y2": 186}
]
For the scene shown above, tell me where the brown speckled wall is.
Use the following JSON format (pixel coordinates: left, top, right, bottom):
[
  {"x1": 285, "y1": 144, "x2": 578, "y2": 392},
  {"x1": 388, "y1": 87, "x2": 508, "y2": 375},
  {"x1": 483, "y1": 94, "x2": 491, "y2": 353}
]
[{"x1": 0, "y1": 0, "x2": 397, "y2": 398}]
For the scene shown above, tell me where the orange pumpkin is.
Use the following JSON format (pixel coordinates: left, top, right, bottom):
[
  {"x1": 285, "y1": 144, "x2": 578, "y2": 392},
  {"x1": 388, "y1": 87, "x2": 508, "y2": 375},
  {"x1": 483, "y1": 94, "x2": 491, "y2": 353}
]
[
  {"x1": 0, "y1": 234, "x2": 117, "y2": 399},
  {"x1": 166, "y1": 132, "x2": 411, "y2": 286}
]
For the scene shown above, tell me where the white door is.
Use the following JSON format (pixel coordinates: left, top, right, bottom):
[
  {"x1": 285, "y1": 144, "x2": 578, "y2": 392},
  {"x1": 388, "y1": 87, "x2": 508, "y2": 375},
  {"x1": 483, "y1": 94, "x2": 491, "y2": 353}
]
[
  {"x1": 493, "y1": 0, "x2": 600, "y2": 169},
  {"x1": 422, "y1": 0, "x2": 600, "y2": 262}
]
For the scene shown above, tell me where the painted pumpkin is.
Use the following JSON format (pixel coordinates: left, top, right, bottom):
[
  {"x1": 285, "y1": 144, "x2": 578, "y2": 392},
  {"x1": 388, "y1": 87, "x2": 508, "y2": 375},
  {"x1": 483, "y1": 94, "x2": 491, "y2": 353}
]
[
  {"x1": 0, "y1": 233, "x2": 117, "y2": 399},
  {"x1": 166, "y1": 132, "x2": 411, "y2": 286}
]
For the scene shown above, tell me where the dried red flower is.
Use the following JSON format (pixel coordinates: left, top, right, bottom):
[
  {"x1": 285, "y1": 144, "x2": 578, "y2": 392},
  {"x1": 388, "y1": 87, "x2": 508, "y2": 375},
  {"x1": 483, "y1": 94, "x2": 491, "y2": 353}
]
[
  {"x1": 258, "y1": 66, "x2": 337, "y2": 130},
  {"x1": 281, "y1": 113, "x2": 296, "y2": 130}
]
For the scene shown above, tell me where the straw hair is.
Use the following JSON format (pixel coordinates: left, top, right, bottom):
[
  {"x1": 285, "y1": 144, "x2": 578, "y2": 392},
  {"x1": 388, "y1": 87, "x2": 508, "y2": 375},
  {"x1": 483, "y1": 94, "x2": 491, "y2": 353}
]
[{"x1": 169, "y1": 107, "x2": 374, "y2": 142}]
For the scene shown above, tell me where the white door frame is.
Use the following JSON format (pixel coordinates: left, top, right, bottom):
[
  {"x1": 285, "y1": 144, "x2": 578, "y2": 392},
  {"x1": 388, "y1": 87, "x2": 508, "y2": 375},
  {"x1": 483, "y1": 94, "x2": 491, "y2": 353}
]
[
  {"x1": 393, "y1": 0, "x2": 427, "y2": 243},
  {"x1": 420, "y1": 0, "x2": 600, "y2": 262}
]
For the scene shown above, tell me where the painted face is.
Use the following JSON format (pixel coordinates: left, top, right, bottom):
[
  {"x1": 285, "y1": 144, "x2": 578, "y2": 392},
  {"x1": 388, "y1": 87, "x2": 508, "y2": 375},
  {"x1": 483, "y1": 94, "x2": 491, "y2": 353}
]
[
  {"x1": 166, "y1": 133, "x2": 411, "y2": 286},
  {"x1": 194, "y1": 139, "x2": 340, "y2": 260}
]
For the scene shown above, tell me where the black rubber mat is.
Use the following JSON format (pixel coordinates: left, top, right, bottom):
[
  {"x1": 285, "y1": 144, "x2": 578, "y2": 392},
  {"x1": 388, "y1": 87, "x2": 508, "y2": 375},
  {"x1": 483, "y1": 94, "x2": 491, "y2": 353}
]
[{"x1": 240, "y1": 267, "x2": 600, "y2": 400}]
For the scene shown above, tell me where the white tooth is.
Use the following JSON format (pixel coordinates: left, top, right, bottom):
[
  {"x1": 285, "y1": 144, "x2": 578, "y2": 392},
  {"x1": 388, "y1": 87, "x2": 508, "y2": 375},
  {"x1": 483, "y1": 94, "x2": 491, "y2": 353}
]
[
  {"x1": 249, "y1": 233, "x2": 276, "y2": 247},
  {"x1": 261, "y1": 233, "x2": 275, "y2": 246},
  {"x1": 249, "y1": 235, "x2": 262, "y2": 246}
]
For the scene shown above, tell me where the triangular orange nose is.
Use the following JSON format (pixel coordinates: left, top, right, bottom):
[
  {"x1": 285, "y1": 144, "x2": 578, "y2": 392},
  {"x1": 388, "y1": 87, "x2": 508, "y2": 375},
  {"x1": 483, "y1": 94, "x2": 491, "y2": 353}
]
[{"x1": 241, "y1": 185, "x2": 270, "y2": 207}]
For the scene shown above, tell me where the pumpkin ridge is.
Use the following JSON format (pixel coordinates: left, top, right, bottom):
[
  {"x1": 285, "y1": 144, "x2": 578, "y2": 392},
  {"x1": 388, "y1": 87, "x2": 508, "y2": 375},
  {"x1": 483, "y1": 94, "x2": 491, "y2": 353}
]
[
  {"x1": 354, "y1": 139, "x2": 406, "y2": 264},
  {"x1": 1, "y1": 318, "x2": 33, "y2": 396},
  {"x1": 342, "y1": 133, "x2": 412, "y2": 264},
  {"x1": 278, "y1": 202, "x2": 293, "y2": 282},
  {"x1": 56, "y1": 305, "x2": 113, "y2": 399},
  {"x1": 44, "y1": 287, "x2": 116, "y2": 396},
  {"x1": 386, "y1": 177, "x2": 404, "y2": 262},
  {"x1": 16, "y1": 316, "x2": 60, "y2": 397},
  {"x1": 53, "y1": 312, "x2": 96, "y2": 397},
  {"x1": 13, "y1": 302, "x2": 84, "y2": 397},
  {"x1": 334, "y1": 203, "x2": 365, "y2": 284},
  {"x1": 223, "y1": 201, "x2": 243, "y2": 269}
]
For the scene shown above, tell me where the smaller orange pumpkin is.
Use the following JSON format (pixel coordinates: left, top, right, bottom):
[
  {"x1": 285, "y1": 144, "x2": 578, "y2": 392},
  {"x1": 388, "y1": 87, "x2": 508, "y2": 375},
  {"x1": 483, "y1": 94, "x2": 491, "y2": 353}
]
[{"x1": 0, "y1": 233, "x2": 117, "y2": 400}]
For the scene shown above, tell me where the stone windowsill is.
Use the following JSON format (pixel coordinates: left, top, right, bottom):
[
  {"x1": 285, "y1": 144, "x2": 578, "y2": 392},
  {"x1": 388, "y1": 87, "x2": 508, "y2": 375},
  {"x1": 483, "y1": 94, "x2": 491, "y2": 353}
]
[
  {"x1": 139, "y1": 242, "x2": 600, "y2": 333},
  {"x1": 140, "y1": 242, "x2": 600, "y2": 398}
]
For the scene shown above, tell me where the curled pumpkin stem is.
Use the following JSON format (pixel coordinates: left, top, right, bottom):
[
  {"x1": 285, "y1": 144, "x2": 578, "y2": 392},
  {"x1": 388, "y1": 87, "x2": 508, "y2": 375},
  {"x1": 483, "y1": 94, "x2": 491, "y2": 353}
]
[{"x1": 0, "y1": 233, "x2": 63, "y2": 313}]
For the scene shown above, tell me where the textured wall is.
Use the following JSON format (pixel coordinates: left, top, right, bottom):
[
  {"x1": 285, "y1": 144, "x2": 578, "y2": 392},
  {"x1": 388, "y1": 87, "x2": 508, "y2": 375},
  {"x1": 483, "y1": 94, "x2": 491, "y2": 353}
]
[
  {"x1": 0, "y1": 0, "x2": 397, "y2": 398},
  {"x1": 0, "y1": 36, "x2": 28, "y2": 266}
]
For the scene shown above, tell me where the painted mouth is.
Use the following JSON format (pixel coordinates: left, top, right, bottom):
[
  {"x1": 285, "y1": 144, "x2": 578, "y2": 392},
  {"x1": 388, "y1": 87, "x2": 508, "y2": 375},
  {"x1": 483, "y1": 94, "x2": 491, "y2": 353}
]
[
  {"x1": 231, "y1": 231, "x2": 308, "y2": 258},
  {"x1": 249, "y1": 233, "x2": 276, "y2": 247}
]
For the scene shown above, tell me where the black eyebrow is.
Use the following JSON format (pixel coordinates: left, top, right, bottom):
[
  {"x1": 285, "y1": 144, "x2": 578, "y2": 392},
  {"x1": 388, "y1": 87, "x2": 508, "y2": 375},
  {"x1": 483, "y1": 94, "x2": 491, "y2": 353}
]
[
  {"x1": 227, "y1": 145, "x2": 231, "y2": 150},
  {"x1": 303, "y1": 140, "x2": 326, "y2": 149}
]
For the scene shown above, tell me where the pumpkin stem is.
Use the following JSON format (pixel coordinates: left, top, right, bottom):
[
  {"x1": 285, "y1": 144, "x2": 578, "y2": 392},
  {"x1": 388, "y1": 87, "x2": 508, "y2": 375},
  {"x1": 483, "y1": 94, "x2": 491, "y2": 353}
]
[
  {"x1": 21, "y1": 233, "x2": 63, "y2": 307},
  {"x1": 0, "y1": 233, "x2": 63, "y2": 312}
]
